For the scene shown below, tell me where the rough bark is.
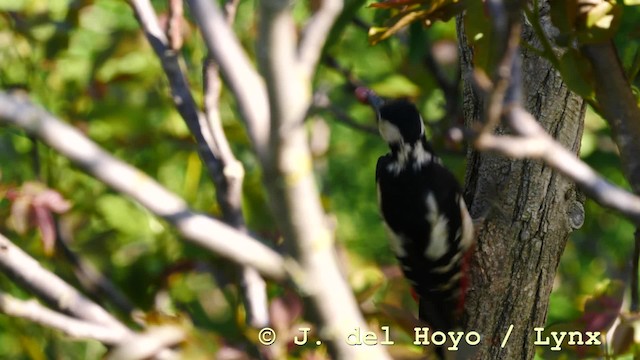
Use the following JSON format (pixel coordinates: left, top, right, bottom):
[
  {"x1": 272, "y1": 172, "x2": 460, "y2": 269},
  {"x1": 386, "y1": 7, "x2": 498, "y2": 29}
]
[{"x1": 457, "y1": 9, "x2": 587, "y2": 360}]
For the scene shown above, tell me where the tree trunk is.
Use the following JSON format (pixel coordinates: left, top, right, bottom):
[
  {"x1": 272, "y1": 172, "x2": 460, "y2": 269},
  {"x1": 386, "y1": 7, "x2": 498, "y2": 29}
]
[{"x1": 457, "y1": 7, "x2": 587, "y2": 359}]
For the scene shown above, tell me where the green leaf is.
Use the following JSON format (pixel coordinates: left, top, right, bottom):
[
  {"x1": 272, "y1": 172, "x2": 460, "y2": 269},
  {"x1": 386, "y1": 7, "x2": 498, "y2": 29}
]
[
  {"x1": 558, "y1": 49, "x2": 596, "y2": 100},
  {"x1": 368, "y1": 0, "x2": 465, "y2": 44}
]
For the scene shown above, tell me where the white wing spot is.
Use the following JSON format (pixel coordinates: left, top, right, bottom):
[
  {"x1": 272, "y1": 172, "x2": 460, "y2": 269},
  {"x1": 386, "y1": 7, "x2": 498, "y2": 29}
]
[
  {"x1": 412, "y1": 142, "x2": 432, "y2": 169},
  {"x1": 383, "y1": 222, "x2": 407, "y2": 257},
  {"x1": 458, "y1": 196, "x2": 474, "y2": 250},
  {"x1": 424, "y1": 193, "x2": 450, "y2": 260},
  {"x1": 378, "y1": 119, "x2": 403, "y2": 144}
]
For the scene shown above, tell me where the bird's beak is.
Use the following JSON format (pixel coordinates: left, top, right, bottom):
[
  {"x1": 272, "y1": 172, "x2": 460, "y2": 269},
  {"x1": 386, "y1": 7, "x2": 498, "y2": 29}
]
[{"x1": 367, "y1": 92, "x2": 384, "y2": 117}]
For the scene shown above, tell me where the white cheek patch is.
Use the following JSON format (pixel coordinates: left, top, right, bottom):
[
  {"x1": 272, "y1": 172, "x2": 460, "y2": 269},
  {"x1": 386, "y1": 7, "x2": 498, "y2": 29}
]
[
  {"x1": 424, "y1": 192, "x2": 450, "y2": 260},
  {"x1": 378, "y1": 119, "x2": 403, "y2": 144}
]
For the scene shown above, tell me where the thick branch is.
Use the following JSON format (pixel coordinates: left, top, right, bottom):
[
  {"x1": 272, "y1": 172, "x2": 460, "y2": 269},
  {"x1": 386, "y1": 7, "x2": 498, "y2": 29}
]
[
  {"x1": 582, "y1": 42, "x2": 640, "y2": 194},
  {"x1": 0, "y1": 92, "x2": 287, "y2": 281},
  {"x1": 0, "y1": 232, "x2": 130, "y2": 333},
  {"x1": 256, "y1": 0, "x2": 389, "y2": 359},
  {"x1": 187, "y1": 0, "x2": 270, "y2": 158}
]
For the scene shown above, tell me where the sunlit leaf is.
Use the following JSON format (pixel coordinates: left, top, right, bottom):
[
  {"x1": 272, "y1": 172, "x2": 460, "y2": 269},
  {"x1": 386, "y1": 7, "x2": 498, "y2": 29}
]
[
  {"x1": 577, "y1": 0, "x2": 621, "y2": 43},
  {"x1": 368, "y1": 0, "x2": 465, "y2": 44}
]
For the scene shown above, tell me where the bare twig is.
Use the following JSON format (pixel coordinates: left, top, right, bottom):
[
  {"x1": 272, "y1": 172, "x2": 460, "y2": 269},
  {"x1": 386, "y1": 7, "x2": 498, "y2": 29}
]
[
  {"x1": 201, "y1": 6, "x2": 269, "y2": 328},
  {"x1": 187, "y1": 0, "x2": 270, "y2": 158},
  {"x1": 166, "y1": 0, "x2": 183, "y2": 51},
  {"x1": 582, "y1": 42, "x2": 640, "y2": 194},
  {"x1": 0, "y1": 92, "x2": 287, "y2": 281},
  {"x1": 129, "y1": 0, "x2": 231, "y2": 193},
  {"x1": 312, "y1": 91, "x2": 378, "y2": 135},
  {"x1": 0, "y1": 291, "x2": 129, "y2": 344},
  {"x1": 322, "y1": 105, "x2": 379, "y2": 135},
  {"x1": 323, "y1": 55, "x2": 363, "y2": 92},
  {"x1": 481, "y1": 20, "x2": 522, "y2": 132},
  {"x1": 298, "y1": 0, "x2": 344, "y2": 77},
  {"x1": 473, "y1": 106, "x2": 640, "y2": 224},
  {"x1": 0, "y1": 232, "x2": 130, "y2": 333}
]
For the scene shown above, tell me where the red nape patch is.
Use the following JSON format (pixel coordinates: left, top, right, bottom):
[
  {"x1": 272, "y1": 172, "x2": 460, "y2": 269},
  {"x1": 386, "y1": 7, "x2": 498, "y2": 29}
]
[
  {"x1": 410, "y1": 288, "x2": 420, "y2": 303},
  {"x1": 355, "y1": 86, "x2": 372, "y2": 104},
  {"x1": 457, "y1": 248, "x2": 474, "y2": 313}
]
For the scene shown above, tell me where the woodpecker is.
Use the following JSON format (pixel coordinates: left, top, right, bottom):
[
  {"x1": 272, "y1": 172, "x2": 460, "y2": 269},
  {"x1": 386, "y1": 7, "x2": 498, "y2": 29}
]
[{"x1": 357, "y1": 88, "x2": 474, "y2": 333}]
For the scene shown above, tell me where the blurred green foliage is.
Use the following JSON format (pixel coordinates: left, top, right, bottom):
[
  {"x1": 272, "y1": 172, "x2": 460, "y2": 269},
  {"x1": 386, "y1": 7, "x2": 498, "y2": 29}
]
[{"x1": 0, "y1": 0, "x2": 639, "y2": 358}]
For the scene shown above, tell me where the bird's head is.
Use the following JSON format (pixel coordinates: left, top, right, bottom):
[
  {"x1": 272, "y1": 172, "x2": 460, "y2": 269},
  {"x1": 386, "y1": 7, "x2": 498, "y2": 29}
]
[{"x1": 356, "y1": 87, "x2": 425, "y2": 146}]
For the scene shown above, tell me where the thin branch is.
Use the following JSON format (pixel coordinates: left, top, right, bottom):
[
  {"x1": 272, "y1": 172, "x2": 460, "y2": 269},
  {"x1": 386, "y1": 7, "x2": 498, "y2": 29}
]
[
  {"x1": 463, "y1": 5, "x2": 640, "y2": 225},
  {"x1": 55, "y1": 220, "x2": 136, "y2": 315},
  {"x1": 312, "y1": 91, "x2": 378, "y2": 135},
  {"x1": 473, "y1": 106, "x2": 640, "y2": 224},
  {"x1": 166, "y1": 0, "x2": 183, "y2": 51},
  {"x1": 0, "y1": 92, "x2": 287, "y2": 281},
  {"x1": 323, "y1": 55, "x2": 363, "y2": 92},
  {"x1": 0, "y1": 291, "x2": 129, "y2": 344},
  {"x1": 187, "y1": 0, "x2": 270, "y2": 158},
  {"x1": 298, "y1": 0, "x2": 344, "y2": 77},
  {"x1": 105, "y1": 326, "x2": 185, "y2": 360},
  {"x1": 321, "y1": 105, "x2": 379, "y2": 135},
  {"x1": 582, "y1": 42, "x2": 640, "y2": 194},
  {"x1": 129, "y1": 0, "x2": 232, "y2": 196},
  {"x1": 0, "y1": 232, "x2": 130, "y2": 333},
  {"x1": 131, "y1": 0, "x2": 270, "y2": 327}
]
